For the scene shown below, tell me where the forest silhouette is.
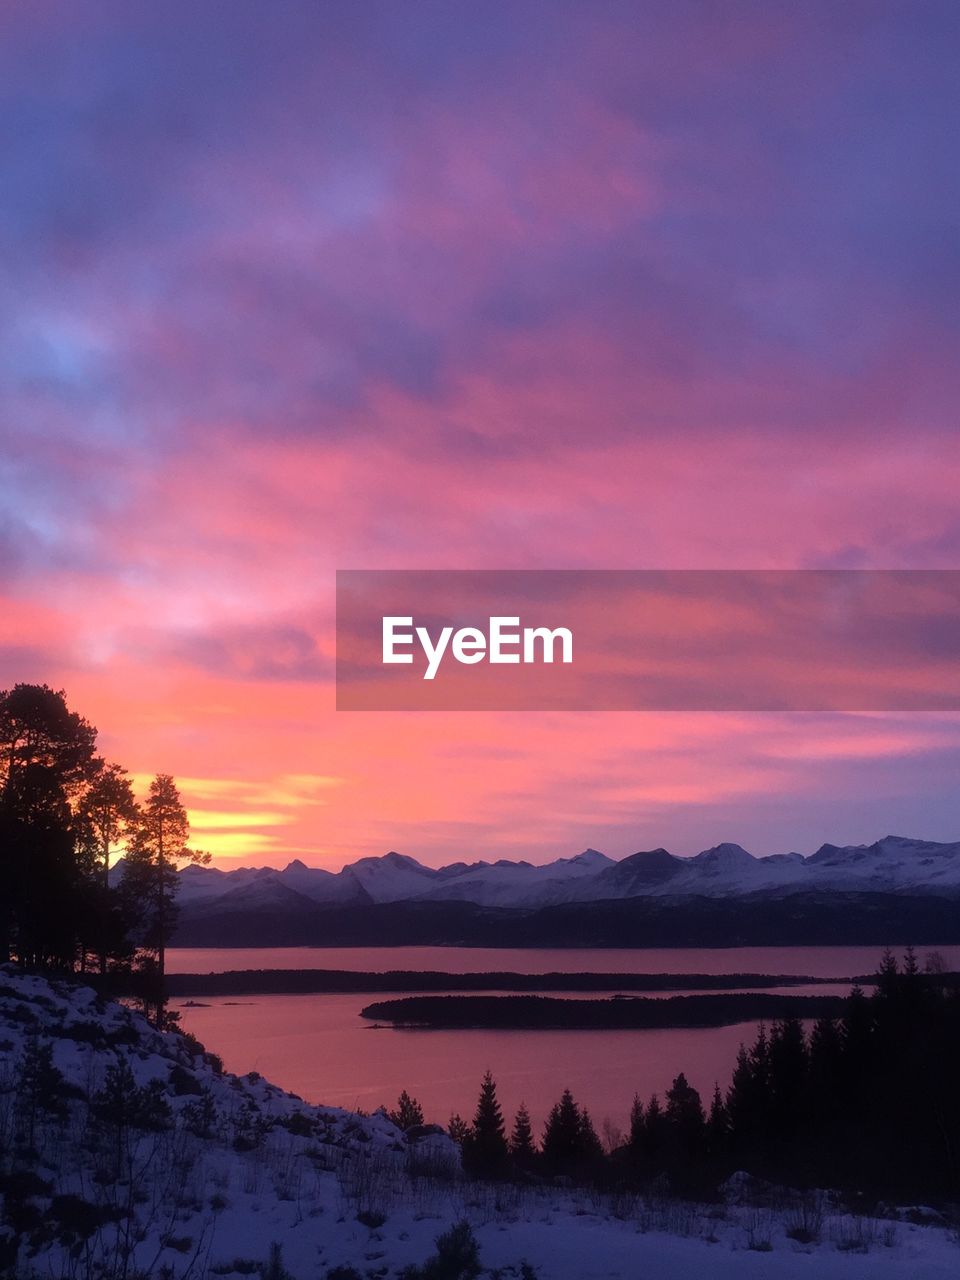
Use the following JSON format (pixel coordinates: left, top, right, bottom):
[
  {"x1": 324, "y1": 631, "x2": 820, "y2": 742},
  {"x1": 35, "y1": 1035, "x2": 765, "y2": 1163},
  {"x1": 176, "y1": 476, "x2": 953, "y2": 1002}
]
[{"x1": 0, "y1": 682, "x2": 207, "y2": 1021}]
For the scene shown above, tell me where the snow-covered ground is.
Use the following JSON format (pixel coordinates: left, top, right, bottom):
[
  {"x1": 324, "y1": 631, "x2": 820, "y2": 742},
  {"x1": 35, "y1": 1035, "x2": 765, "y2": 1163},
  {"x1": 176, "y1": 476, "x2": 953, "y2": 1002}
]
[{"x1": 1, "y1": 967, "x2": 958, "y2": 1279}]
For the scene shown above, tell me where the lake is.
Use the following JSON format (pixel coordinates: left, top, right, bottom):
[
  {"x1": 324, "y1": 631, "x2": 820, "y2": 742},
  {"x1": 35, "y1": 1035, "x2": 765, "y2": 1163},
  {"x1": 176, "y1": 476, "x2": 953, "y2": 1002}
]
[{"x1": 169, "y1": 944, "x2": 956, "y2": 1137}]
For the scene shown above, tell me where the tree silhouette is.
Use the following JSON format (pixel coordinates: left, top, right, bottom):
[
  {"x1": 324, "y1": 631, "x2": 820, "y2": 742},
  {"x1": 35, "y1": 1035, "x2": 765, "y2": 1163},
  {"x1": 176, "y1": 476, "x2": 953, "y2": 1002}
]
[
  {"x1": 464, "y1": 1069, "x2": 509, "y2": 1177},
  {"x1": 509, "y1": 1101, "x2": 536, "y2": 1169},
  {"x1": 79, "y1": 763, "x2": 139, "y2": 892},
  {"x1": 628, "y1": 1093, "x2": 644, "y2": 1149},
  {"x1": 121, "y1": 774, "x2": 208, "y2": 1022},
  {"x1": 706, "y1": 1084, "x2": 729, "y2": 1154},
  {"x1": 388, "y1": 1090, "x2": 424, "y2": 1130},
  {"x1": 76, "y1": 762, "x2": 140, "y2": 973},
  {"x1": 578, "y1": 1106, "x2": 604, "y2": 1163},
  {"x1": 542, "y1": 1088, "x2": 592, "y2": 1175},
  {"x1": 447, "y1": 1112, "x2": 470, "y2": 1144},
  {"x1": 0, "y1": 684, "x2": 99, "y2": 967},
  {"x1": 665, "y1": 1072, "x2": 705, "y2": 1154}
]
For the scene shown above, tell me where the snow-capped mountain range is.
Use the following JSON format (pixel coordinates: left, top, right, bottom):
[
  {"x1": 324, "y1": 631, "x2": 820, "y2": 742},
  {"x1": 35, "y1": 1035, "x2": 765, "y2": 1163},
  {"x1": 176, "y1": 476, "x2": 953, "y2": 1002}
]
[{"x1": 174, "y1": 836, "x2": 960, "y2": 917}]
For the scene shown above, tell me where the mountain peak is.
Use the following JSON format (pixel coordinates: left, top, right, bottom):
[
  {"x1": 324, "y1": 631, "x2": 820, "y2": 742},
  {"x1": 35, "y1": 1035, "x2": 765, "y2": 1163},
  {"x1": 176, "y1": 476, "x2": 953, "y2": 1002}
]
[
  {"x1": 569, "y1": 848, "x2": 613, "y2": 866},
  {"x1": 693, "y1": 843, "x2": 753, "y2": 864}
]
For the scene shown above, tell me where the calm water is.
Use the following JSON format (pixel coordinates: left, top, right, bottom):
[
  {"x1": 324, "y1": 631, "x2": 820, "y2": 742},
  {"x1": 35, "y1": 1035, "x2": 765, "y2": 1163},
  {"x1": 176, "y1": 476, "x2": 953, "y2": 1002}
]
[{"x1": 170, "y1": 945, "x2": 957, "y2": 1135}]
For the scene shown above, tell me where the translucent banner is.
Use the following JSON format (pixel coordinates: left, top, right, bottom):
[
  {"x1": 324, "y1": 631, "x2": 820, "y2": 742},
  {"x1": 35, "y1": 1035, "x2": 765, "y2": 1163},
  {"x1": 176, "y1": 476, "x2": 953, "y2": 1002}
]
[{"x1": 336, "y1": 570, "x2": 960, "y2": 711}]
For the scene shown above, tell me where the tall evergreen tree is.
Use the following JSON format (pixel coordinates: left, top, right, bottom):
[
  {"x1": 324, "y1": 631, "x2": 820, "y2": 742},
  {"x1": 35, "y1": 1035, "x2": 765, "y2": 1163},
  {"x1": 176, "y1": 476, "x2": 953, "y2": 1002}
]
[
  {"x1": 706, "y1": 1084, "x2": 729, "y2": 1154},
  {"x1": 541, "y1": 1088, "x2": 592, "y2": 1175},
  {"x1": 767, "y1": 1017, "x2": 808, "y2": 1143},
  {"x1": 641, "y1": 1093, "x2": 665, "y2": 1164},
  {"x1": 726, "y1": 1025, "x2": 770, "y2": 1149},
  {"x1": 121, "y1": 774, "x2": 208, "y2": 1021},
  {"x1": 578, "y1": 1107, "x2": 604, "y2": 1163},
  {"x1": 509, "y1": 1101, "x2": 536, "y2": 1168},
  {"x1": 79, "y1": 763, "x2": 139, "y2": 893},
  {"x1": 628, "y1": 1093, "x2": 645, "y2": 1149},
  {"x1": 76, "y1": 762, "x2": 140, "y2": 973},
  {"x1": 464, "y1": 1069, "x2": 509, "y2": 1177},
  {"x1": 664, "y1": 1072, "x2": 706, "y2": 1154},
  {"x1": 0, "y1": 684, "x2": 99, "y2": 966}
]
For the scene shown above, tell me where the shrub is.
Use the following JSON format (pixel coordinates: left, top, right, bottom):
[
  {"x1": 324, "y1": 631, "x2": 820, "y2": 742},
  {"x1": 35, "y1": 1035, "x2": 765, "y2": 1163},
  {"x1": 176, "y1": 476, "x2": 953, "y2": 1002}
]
[
  {"x1": 259, "y1": 1243, "x2": 295, "y2": 1280},
  {"x1": 400, "y1": 1221, "x2": 482, "y2": 1280},
  {"x1": 169, "y1": 1064, "x2": 203, "y2": 1095},
  {"x1": 388, "y1": 1090, "x2": 425, "y2": 1131}
]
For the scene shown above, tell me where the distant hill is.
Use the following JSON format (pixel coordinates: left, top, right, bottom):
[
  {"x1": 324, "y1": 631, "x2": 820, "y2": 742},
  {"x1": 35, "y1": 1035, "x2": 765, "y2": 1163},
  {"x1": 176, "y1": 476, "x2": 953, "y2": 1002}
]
[{"x1": 168, "y1": 835, "x2": 960, "y2": 947}]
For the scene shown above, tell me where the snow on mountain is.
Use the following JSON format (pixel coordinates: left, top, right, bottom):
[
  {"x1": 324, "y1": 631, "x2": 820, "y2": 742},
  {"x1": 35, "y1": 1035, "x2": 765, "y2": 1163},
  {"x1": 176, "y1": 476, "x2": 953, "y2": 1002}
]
[
  {"x1": 196, "y1": 877, "x2": 322, "y2": 915},
  {"x1": 172, "y1": 835, "x2": 960, "y2": 918},
  {"x1": 2, "y1": 967, "x2": 954, "y2": 1279},
  {"x1": 339, "y1": 850, "x2": 447, "y2": 903},
  {"x1": 417, "y1": 849, "x2": 619, "y2": 908}
]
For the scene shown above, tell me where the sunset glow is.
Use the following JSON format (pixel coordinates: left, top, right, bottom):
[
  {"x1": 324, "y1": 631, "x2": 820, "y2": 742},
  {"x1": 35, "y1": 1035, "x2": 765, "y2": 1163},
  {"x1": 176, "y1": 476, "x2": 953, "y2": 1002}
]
[{"x1": 3, "y1": 3, "x2": 960, "y2": 866}]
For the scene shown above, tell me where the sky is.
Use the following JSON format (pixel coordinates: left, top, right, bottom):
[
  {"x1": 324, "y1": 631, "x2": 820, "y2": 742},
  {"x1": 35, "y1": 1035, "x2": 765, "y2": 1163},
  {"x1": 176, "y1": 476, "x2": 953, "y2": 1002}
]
[{"x1": 2, "y1": 1, "x2": 960, "y2": 868}]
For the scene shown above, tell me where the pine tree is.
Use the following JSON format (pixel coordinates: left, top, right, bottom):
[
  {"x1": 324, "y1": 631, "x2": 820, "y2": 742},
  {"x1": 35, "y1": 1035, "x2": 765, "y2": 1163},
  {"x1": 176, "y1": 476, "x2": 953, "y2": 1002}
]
[
  {"x1": 839, "y1": 984, "x2": 873, "y2": 1103},
  {"x1": 767, "y1": 1017, "x2": 808, "y2": 1141},
  {"x1": 0, "y1": 683, "x2": 99, "y2": 967},
  {"x1": 78, "y1": 763, "x2": 140, "y2": 894},
  {"x1": 121, "y1": 774, "x2": 208, "y2": 1021},
  {"x1": 464, "y1": 1069, "x2": 509, "y2": 1177},
  {"x1": 578, "y1": 1107, "x2": 604, "y2": 1162},
  {"x1": 17, "y1": 1034, "x2": 68, "y2": 1148},
  {"x1": 706, "y1": 1083, "x2": 729, "y2": 1153},
  {"x1": 541, "y1": 1088, "x2": 586, "y2": 1174},
  {"x1": 640, "y1": 1094, "x2": 665, "y2": 1167},
  {"x1": 509, "y1": 1101, "x2": 536, "y2": 1168},
  {"x1": 809, "y1": 1016, "x2": 842, "y2": 1096},
  {"x1": 665, "y1": 1073, "x2": 705, "y2": 1149},
  {"x1": 727, "y1": 1025, "x2": 770, "y2": 1148},
  {"x1": 76, "y1": 762, "x2": 140, "y2": 973},
  {"x1": 628, "y1": 1093, "x2": 644, "y2": 1148},
  {"x1": 388, "y1": 1090, "x2": 424, "y2": 1130},
  {"x1": 448, "y1": 1112, "x2": 470, "y2": 1144}
]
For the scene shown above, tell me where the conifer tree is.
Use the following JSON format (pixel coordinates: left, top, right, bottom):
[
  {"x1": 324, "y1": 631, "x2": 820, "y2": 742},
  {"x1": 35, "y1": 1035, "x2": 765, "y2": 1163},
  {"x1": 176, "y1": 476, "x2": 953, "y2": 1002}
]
[
  {"x1": 726, "y1": 1025, "x2": 770, "y2": 1147},
  {"x1": 0, "y1": 684, "x2": 99, "y2": 967},
  {"x1": 121, "y1": 774, "x2": 208, "y2": 1020},
  {"x1": 839, "y1": 984, "x2": 873, "y2": 1104},
  {"x1": 17, "y1": 1034, "x2": 68, "y2": 1149},
  {"x1": 767, "y1": 1017, "x2": 808, "y2": 1141},
  {"x1": 665, "y1": 1073, "x2": 705, "y2": 1148},
  {"x1": 509, "y1": 1101, "x2": 536, "y2": 1167},
  {"x1": 448, "y1": 1112, "x2": 470, "y2": 1144},
  {"x1": 809, "y1": 1016, "x2": 842, "y2": 1099},
  {"x1": 706, "y1": 1083, "x2": 729, "y2": 1153},
  {"x1": 542, "y1": 1088, "x2": 587, "y2": 1174},
  {"x1": 628, "y1": 1093, "x2": 644, "y2": 1148},
  {"x1": 642, "y1": 1093, "x2": 665, "y2": 1163},
  {"x1": 578, "y1": 1106, "x2": 604, "y2": 1163},
  {"x1": 79, "y1": 763, "x2": 140, "y2": 893},
  {"x1": 465, "y1": 1069, "x2": 509, "y2": 1177},
  {"x1": 76, "y1": 762, "x2": 140, "y2": 973},
  {"x1": 388, "y1": 1090, "x2": 424, "y2": 1130}
]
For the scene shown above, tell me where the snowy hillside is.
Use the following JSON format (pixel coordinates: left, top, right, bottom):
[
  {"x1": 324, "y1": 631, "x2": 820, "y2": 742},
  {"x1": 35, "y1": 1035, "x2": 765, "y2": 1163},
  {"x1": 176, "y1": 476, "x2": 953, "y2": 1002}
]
[
  {"x1": 174, "y1": 836, "x2": 960, "y2": 918},
  {"x1": 2, "y1": 968, "x2": 958, "y2": 1279}
]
